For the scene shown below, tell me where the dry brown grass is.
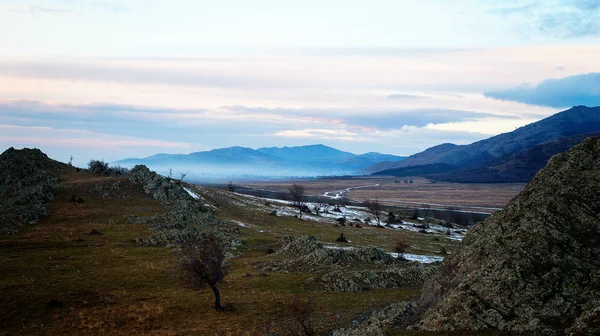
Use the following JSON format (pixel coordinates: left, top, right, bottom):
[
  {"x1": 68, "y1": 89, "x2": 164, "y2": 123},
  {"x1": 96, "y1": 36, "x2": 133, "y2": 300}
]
[
  {"x1": 243, "y1": 176, "x2": 524, "y2": 209},
  {"x1": 1, "y1": 169, "x2": 430, "y2": 335}
]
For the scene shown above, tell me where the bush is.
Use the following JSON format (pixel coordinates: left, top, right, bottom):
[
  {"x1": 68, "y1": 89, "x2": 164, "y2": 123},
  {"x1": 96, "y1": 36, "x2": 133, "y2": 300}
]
[
  {"x1": 395, "y1": 239, "x2": 411, "y2": 255},
  {"x1": 88, "y1": 159, "x2": 109, "y2": 175},
  {"x1": 88, "y1": 159, "x2": 129, "y2": 176}
]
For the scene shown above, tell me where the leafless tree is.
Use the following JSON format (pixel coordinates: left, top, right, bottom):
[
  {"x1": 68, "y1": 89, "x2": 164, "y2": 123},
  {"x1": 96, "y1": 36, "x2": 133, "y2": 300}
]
[
  {"x1": 68, "y1": 155, "x2": 73, "y2": 166},
  {"x1": 291, "y1": 296, "x2": 315, "y2": 336},
  {"x1": 178, "y1": 233, "x2": 229, "y2": 311},
  {"x1": 288, "y1": 184, "x2": 306, "y2": 220},
  {"x1": 180, "y1": 172, "x2": 187, "y2": 182},
  {"x1": 395, "y1": 239, "x2": 411, "y2": 257},
  {"x1": 364, "y1": 199, "x2": 382, "y2": 226},
  {"x1": 227, "y1": 181, "x2": 237, "y2": 192},
  {"x1": 168, "y1": 168, "x2": 173, "y2": 179}
]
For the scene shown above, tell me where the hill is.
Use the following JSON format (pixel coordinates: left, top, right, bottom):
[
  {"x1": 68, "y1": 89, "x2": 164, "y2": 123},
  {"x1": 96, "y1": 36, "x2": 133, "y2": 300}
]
[
  {"x1": 428, "y1": 132, "x2": 600, "y2": 183},
  {"x1": 410, "y1": 136, "x2": 600, "y2": 334},
  {"x1": 1, "y1": 147, "x2": 455, "y2": 335},
  {"x1": 114, "y1": 144, "x2": 406, "y2": 178},
  {"x1": 364, "y1": 143, "x2": 458, "y2": 174},
  {"x1": 372, "y1": 163, "x2": 456, "y2": 177},
  {"x1": 366, "y1": 106, "x2": 600, "y2": 175}
]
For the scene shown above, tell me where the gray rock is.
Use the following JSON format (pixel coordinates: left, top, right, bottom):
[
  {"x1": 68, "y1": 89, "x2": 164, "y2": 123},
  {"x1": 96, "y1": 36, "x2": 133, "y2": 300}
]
[
  {"x1": 410, "y1": 137, "x2": 600, "y2": 334},
  {"x1": 0, "y1": 148, "x2": 61, "y2": 234}
]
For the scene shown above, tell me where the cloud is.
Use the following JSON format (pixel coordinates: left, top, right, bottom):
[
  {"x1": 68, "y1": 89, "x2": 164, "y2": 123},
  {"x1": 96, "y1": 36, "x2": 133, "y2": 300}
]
[
  {"x1": 226, "y1": 105, "x2": 520, "y2": 130},
  {"x1": 91, "y1": 0, "x2": 129, "y2": 13},
  {"x1": 0, "y1": 3, "x2": 74, "y2": 14},
  {"x1": 484, "y1": 72, "x2": 600, "y2": 108},
  {"x1": 0, "y1": 124, "x2": 190, "y2": 149},
  {"x1": 489, "y1": 0, "x2": 600, "y2": 38},
  {"x1": 0, "y1": 60, "x2": 291, "y2": 90},
  {"x1": 275, "y1": 129, "x2": 359, "y2": 141},
  {"x1": 387, "y1": 94, "x2": 426, "y2": 99}
]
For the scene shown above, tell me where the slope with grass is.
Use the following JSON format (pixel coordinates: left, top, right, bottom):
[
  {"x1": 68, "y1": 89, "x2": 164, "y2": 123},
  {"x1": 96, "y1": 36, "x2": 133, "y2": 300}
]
[{"x1": 1, "y1": 148, "x2": 460, "y2": 335}]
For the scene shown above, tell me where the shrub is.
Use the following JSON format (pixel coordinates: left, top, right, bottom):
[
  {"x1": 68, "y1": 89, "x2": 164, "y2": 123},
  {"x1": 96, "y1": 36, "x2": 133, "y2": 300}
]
[
  {"x1": 88, "y1": 159, "x2": 110, "y2": 175},
  {"x1": 395, "y1": 239, "x2": 411, "y2": 255},
  {"x1": 87, "y1": 159, "x2": 129, "y2": 176}
]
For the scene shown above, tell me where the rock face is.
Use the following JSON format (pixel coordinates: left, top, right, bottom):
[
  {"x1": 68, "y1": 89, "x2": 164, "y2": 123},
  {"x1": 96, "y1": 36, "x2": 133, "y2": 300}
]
[
  {"x1": 411, "y1": 137, "x2": 600, "y2": 334},
  {"x1": 128, "y1": 165, "x2": 194, "y2": 202},
  {"x1": 127, "y1": 165, "x2": 235, "y2": 246},
  {"x1": 0, "y1": 148, "x2": 62, "y2": 234},
  {"x1": 260, "y1": 236, "x2": 437, "y2": 292}
]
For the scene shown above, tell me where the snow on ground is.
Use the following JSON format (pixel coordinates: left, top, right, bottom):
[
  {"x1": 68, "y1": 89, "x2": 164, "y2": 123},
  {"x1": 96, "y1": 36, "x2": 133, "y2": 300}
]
[
  {"x1": 324, "y1": 245, "x2": 444, "y2": 264},
  {"x1": 324, "y1": 244, "x2": 355, "y2": 251},
  {"x1": 390, "y1": 252, "x2": 444, "y2": 264},
  {"x1": 231, "y1": 219, "x2": 269, "y2": 233},
  {"x1": 229, "y1": 192, "x2": 468, "y2": 242},
  {"x1": 183, "y1": 187, "x2": 200, "y2": 200},
  {"x1": 322, "y1": 184, "x2": 380, "y2": 199},
  {"x1": 232, "y1": 220, "x2": 251, "y2": 228}
]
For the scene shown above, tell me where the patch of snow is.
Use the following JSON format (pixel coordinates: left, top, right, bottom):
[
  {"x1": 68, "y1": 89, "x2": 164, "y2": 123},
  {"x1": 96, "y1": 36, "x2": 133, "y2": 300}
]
[
  {"x1": 232, "y1": 220, "x2": 251, "y2": 228},
  {"x1": 322, "y1": 183, "x2": 381, "y2": 199},
  {"x1": 324, "y1": 245, "x2": 355, "y2": 251},
  {"x1": 390, "y1": 253, "x2": 444, "y2": 264},
  {"x1": 183, "y1": 187, "x2": 200, "y2": 200}
]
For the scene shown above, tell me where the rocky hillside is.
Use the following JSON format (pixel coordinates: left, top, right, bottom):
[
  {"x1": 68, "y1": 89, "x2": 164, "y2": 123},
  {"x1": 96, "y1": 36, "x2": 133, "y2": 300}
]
[
  {"x1": 428, "y1": 132, "x2": 600, "y2": 183},
  {"x1": 0, "y1": 147, "x2": 65, "y2": 235},
  {"x1": 410, "y1": 137, "x2": 600, "y2": 334},
  {"x1": 367, "y1": 105, "x2": 600, "y2": 174}
]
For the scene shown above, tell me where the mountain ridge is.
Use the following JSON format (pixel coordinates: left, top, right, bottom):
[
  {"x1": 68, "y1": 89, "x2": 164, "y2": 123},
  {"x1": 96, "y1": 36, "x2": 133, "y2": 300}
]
[
  {"x1": 114, "y1": 144, "x2": 406, "y2": 178},
  {"x1": 366, "y1": 106, "x2": 600, "y2": 174}
]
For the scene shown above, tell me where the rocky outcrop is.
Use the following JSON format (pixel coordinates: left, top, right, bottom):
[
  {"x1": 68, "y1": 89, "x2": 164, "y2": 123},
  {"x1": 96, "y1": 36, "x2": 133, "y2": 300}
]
[
  {"x1": 333, "y1": 302, "x2": 412, "y2": 336},
  {"x1": 261, "y1": 236, "x2": 399, "y2": 273},
  {"x1": 260, "y1": 236, "x2": 437, "y2": 292},
  {"x1": 410, "y1": 137, "x2": 600, "y2": 334},
  {"x1": 321, "y1": 265, "x2": 436, "y2": 292},
  {"x1": 127, "y1": 165, "x2": 235, "y2": 246},
  {"x1": 0, "y1": 148, "x2": 62, "y2": 234},
  {"x1": 128, "y1": 165, "x2": 193, "y2": 202}
]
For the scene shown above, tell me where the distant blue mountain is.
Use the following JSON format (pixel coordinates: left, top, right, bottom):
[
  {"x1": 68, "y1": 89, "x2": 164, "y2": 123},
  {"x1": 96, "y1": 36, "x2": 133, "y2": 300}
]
[{"x1": 113, "y1": 144, "x2": 405, "y2": 178}]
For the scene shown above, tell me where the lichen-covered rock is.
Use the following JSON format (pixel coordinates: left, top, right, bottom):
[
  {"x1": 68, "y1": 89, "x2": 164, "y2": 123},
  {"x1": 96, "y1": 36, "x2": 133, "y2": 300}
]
[
  {"x1": 261, "y1": 236, "x2": 399, "y2": 273},
  {"x1": 127, "y1": 165, "x2": 235, "y2": 246},
  {"x1": 411, "y1": 137, "x2": 600, "y2": 334},
  {"x1": 259, "y1": 236, "x2": 435, "y2": 292},
  {"x1": 333, "y1": 302, "x2": 412, "y2": 336},
  {"x1": 566, "y1": 302, "x2": 600, "y2": 336},
  {"x1": 128, "y1": 165, "x2": 193, "y2": 202},
  {"x1": 321, "y1": 264, "x2": 437, "y2": 292},
  {"x1": 0, "y1": 148, "x2": 62, "y2": 234}
]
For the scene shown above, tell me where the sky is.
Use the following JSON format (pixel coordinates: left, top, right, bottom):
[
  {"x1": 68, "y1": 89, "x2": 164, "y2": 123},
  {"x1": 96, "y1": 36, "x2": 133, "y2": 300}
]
[{"x1": 1, "y1": 0, "x2": 600, "y2": 165}]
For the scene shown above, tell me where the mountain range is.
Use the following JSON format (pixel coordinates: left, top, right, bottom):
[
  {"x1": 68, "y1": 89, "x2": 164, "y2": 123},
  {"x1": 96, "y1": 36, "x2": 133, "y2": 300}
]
[
  {"x1": 114, "y1": 144, "x2": 406, "y2": 178},
  {"x1": 368, "y1": 105, "x2": 600, "y2": 183}
]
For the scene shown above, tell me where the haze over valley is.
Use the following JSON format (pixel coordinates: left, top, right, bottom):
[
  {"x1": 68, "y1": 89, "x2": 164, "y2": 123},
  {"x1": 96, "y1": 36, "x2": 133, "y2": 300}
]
[{"x1": 3, "y1": 1, "x2": 600, "y2": 335}]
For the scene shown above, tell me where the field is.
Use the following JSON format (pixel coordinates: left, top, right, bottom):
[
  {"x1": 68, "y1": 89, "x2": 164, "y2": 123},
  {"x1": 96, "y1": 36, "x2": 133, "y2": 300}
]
[
  {"x1": 1, "y1": 169, "x2": 468, "y2": 335},
  {"x1": 241, "y1": 176, "x2": 525, "y2": 212}
]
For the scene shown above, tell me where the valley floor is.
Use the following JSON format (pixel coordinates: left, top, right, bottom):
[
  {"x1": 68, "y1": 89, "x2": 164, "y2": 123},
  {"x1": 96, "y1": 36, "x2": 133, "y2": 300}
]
[
  {"x1": 1, "y1": 170, "x2": 474, "y2": 335},
  {"x1": 241, "y1": 176, "x2": 524, "y2": 211}
]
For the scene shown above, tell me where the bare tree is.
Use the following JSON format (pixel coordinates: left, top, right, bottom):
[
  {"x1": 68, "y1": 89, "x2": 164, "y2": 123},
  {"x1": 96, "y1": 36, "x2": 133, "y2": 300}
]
[
  {"x1": 68, "y1": 155, "x2": 73, "y2": 166},
  {"x1": 227, "y1": 181, "x2": 237, "y2": 192},
  {"x1": 395, "y1": 239, "x2": 411, "y2": 257},
  {"x1": 178, "y1": 233, "x2": 229, "y2": 311},
  {"x1": 290, "y1": 296, "x2": 315, "y2": 336},
  {"x1": 288, "y1": 184, "x2": 306, "y2": 220},
  {"x1": 168, "y1": 168, "x2": 173, "y2": 179},
  {"x1": 180, "y1": 172, "x2": 187, "y2": 182},
  {"x1": 364, "y1": 199, "x2": 382, "y2": 226}
]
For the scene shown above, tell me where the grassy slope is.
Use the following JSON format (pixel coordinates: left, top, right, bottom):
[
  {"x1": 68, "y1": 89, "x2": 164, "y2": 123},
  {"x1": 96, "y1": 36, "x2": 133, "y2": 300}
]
[{"x1": 1, "y1": 169, "x2": 461, "y2": 335}]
